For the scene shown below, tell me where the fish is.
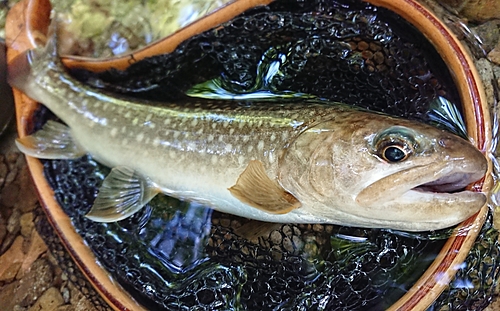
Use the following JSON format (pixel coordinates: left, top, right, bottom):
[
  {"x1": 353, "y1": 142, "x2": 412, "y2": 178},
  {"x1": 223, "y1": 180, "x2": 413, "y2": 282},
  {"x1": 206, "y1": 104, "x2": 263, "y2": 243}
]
[{"x1": 8, "y1": 30, "x2": 488, "y2": 232}]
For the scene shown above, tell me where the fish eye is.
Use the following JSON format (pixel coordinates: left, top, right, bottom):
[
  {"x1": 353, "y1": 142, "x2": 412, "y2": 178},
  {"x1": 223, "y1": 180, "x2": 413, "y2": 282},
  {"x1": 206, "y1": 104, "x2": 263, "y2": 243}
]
[
  {"x1": 372, "y1": 126, "x2": 417, "y2": 163},
  {"x1": 381, "y1": 144, "x2": 409, "y2": 162}
]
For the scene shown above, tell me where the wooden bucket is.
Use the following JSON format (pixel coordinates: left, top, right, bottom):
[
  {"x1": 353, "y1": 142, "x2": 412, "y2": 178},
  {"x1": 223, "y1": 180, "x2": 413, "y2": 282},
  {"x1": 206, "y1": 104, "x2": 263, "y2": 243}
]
[{"x1": 5, "y1": 0, "x2": 493, "y2": 310}]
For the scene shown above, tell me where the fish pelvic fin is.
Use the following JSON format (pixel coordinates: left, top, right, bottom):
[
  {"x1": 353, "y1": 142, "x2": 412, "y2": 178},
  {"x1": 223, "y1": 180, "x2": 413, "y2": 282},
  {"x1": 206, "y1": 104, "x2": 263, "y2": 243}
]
[
  {"x1": 229, "y1": 160, "x2": 301, "y2": 214},
  {"x1": 15, "y1": 120, "x2": 86, "y2": 159},
  {"x1": 86, "y1": 166, "x2": 159, "y2": 222}
]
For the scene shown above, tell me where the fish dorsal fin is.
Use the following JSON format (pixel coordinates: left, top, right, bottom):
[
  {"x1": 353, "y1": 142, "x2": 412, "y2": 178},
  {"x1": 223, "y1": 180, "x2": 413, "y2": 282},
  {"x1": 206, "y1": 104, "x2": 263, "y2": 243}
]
[
  {"x1": 229, "y1": 160, "x2": 301, "y2": 214},
  {"x1": 15, "y1": 120, "x2": 86, "y2": 159},
  {"x1": 86, "y1": 166, "x2": 158, "y2": 222}
]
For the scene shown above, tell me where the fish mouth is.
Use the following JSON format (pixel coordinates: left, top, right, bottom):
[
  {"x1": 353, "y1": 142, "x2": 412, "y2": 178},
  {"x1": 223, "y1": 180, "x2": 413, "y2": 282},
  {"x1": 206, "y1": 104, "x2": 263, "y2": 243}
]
[
  {"x1": 356, "y1": 159, "x2": 487, "y2": 207},
  {"x1": 413, "y1": 172, "x2": 481, "y2": 193}
]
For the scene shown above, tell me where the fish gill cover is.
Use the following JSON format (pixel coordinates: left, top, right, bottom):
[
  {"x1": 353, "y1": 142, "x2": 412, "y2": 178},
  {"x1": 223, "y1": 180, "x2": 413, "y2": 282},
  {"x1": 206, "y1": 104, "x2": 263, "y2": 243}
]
[{"x1": 31, "y1": 0, "x2": 499, "y2": 310}]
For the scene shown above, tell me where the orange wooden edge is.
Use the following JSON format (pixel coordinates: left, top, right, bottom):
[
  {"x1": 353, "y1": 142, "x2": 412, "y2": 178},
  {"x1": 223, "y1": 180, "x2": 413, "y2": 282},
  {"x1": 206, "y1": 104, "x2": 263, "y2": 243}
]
[
  {"x1": 60, "y1": 0, "x2": 274, "y2": 72},
  {"x1": 5, "y1": 0, "x2": 493, "y2": 311}
]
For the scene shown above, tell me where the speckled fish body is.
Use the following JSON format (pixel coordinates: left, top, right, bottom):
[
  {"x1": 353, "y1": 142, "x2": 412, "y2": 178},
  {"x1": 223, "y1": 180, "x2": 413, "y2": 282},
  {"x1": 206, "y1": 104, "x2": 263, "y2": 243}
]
[{"x1": 8, "y1": 36, "x2": 487, "y2": 232}]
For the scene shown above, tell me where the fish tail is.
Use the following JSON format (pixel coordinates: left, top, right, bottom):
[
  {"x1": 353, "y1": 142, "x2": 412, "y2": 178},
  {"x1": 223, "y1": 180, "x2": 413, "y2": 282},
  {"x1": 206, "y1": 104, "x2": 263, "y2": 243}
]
[
  {"x1": 7, "y1": 47, "x2": 33, "y2": 90},
  {"x1": 8, "y1": 17, "x2": 62, "y2": 93},
  {"x1": 43, "y1": 16, "x2": 62, "y2": 60}
]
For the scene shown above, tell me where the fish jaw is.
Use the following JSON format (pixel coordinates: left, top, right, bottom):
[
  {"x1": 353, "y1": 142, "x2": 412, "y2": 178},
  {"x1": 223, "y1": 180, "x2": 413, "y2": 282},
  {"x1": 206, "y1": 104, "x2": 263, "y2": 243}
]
[
  {"x1": 355, "y1": 160, "x2": 486, "y2": 208},
  {"x1": 351, "y1": 156, "x2": 487, "y2": 230},
  {"x1": 369, "y1": 190, "x2": 486, "y2": 231}
]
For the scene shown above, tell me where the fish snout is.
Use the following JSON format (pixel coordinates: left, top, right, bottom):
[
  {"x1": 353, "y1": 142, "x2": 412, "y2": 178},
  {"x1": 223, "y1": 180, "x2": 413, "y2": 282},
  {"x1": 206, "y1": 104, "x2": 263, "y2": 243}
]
[
  {"x1": 438, "y1": 134, "x2": 487, "y2": 182},
  {"x1": 436, "y1": 134, "x2": 488, "y2": 191}
]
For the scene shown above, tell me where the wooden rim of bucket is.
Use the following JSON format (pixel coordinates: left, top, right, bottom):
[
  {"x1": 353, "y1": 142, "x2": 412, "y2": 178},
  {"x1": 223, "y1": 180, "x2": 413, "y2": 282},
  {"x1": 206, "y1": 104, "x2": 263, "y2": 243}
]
[{"x1": 5, "y1": 0, "x2": 493, "y2": 310}]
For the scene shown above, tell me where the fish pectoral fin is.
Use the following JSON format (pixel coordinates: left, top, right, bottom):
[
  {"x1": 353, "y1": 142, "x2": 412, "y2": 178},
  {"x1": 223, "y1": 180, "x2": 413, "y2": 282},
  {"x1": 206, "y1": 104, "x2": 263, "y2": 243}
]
[
  {"x1": 86, "y1": 166, "x2": 158, "y2": 222},
  {"x1": 228, "y1": 160, "x2": 301, "y2": 214},
  {"x1": 15, "y1": 120, "x2": 86, "y2": 159}
]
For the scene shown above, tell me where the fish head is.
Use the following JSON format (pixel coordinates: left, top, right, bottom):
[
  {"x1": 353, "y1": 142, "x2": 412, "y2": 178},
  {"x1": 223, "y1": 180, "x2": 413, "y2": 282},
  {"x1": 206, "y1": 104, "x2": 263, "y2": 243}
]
[{"x1": 280, "y1": 111, "x2": 488, "y2": 231}]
